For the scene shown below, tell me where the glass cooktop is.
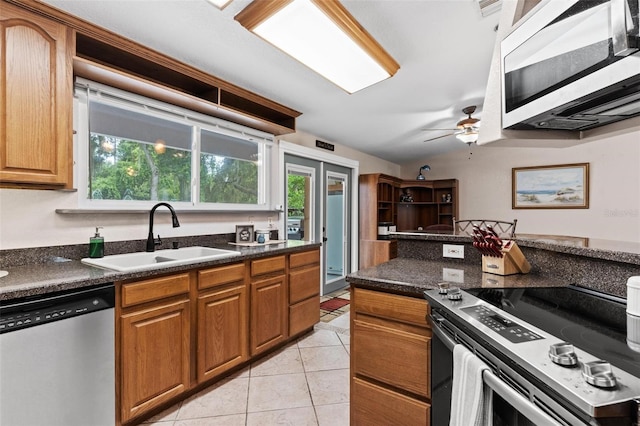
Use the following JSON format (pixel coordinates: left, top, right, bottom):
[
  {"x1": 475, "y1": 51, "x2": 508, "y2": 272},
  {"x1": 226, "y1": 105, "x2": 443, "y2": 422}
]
[{"x1": 467, "y1": 285, "x2": 640, "y2": 378}]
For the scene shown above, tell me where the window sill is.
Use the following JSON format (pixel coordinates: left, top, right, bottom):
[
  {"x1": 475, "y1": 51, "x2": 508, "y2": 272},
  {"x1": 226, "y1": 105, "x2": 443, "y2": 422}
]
[{"x1": 55, "y1": 209, "x2": 282, "y2": 215}]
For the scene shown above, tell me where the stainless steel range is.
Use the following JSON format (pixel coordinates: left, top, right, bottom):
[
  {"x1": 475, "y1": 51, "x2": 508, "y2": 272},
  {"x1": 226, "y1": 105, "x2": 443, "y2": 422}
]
[{"x1": 424, "y1": 285, "x2": 640, "y2": 425}]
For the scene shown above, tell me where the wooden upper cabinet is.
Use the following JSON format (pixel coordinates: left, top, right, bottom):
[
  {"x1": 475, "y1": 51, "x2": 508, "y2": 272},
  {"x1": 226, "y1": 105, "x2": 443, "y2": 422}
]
[{"x1": 0, "y1": 3, "x2": 72, "y2": 187}]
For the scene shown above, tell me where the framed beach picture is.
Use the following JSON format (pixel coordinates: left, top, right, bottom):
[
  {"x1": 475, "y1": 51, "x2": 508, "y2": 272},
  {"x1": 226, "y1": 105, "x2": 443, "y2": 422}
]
[{"x1": 512, "y1": 163, "x2": 589, "y2": 209}]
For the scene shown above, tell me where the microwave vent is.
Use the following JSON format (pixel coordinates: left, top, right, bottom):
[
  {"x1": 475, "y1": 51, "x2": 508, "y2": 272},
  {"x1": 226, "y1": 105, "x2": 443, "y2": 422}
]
[
  {"x1": 477, "y1": 0, "x2": 502, "y2": 17},
  {"x1": 536, "y1": 118, "x2": 598, "y2": 130}
]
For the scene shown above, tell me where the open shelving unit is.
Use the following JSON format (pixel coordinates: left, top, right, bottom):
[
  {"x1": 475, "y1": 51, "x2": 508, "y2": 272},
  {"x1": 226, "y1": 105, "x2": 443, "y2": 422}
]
[{"x1": 359, "y1": 174, "x2": 458, "y2": 268}]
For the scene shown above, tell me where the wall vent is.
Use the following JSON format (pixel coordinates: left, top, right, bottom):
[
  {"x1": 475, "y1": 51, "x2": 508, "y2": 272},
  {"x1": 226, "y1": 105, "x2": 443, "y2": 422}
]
[{"x1": 478, "y1": 0, "x2": 502, "y2": 17}]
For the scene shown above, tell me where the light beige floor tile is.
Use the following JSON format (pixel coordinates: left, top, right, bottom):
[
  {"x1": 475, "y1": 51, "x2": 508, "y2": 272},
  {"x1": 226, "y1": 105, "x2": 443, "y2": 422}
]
[
  {"x1": 247, "y1": 373, "x2": 312, "y2": 412},
  {"x1": 315, "y1": 403, "x2": 350, "y2": 426},
  {"x1": 300, "y1": 346, "x2": 350, "y2": 372},
  {"x1": 142, "y1": 404, "x2": 180, "y2": 423},
  {"x1": 337, "y1": 292, "x2": 351, "y2": 300},
  {"x1": 344, "y1": 344, "x2": 350, "y2": 355},
  {"x1": 173, "y1": 413, "x2": 246, "y2": 426},
  {"x1": 297, "y1": 329, "x2": 342, "y2": 348},
  {"x1": 327, "y1": 312, "x2": 350, "y2": 329},
  {"x1": 306, "y1": 369, "x2": 349, "y2": 405},
  {"x1": 250, "y1": 347, "x2": 303, "y2": 376},
  {"x1": 337, "y1": 332, "x2": 350, "y2": 345},
  {"x1": 246, "y1": 406, "x2": 318, "y2": 426},
  {"x1": 176, "y1": 377, "x2": 248, "y2": 420}
]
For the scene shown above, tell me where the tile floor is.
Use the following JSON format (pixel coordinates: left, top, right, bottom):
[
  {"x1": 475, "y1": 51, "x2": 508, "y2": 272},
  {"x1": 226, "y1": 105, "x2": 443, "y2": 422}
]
[
  {"x1": 143, "y1": 289, "x2": 351, "y2": 426},
  {"x1": 319, "y1": 288, "x2": 350, "y2": 323}
]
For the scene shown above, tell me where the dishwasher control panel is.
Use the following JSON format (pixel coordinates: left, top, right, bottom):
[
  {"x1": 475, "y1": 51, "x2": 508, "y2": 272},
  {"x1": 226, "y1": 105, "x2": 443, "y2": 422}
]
[{"x1": 0, "y1": 284, "x2": 114, "y2": 333}]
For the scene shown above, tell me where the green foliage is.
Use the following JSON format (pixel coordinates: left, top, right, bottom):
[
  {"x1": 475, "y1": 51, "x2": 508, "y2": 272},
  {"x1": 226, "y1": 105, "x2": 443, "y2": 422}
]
[
  {"x1": 89, "y1": 134, "x2": 259, "y2": 204},
  {"x1": 287, "y1": 174, "x2": 306, "y2": 217}
]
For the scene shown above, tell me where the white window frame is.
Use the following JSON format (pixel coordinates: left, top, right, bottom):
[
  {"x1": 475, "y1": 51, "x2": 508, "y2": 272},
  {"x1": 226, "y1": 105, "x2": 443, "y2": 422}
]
[{"x1": 74, "y1": 79, "x2": 273, "y2": 211}]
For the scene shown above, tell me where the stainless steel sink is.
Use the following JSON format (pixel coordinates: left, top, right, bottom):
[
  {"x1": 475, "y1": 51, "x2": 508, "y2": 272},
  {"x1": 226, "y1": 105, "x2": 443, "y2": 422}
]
[{"x1": 81, "y1": 246, "x2": 241, "y2": 272}]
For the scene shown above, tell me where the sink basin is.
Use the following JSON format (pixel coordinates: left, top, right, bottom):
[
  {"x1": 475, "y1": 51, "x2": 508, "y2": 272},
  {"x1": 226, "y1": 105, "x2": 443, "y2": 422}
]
[{"x1": 81, "y1": 246, "x2": 241, "y2": 272}]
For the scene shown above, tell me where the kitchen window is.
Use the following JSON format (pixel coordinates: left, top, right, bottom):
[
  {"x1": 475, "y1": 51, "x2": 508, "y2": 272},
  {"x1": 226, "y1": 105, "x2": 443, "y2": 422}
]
[{"x1": 74, "y1": 79, "x2": 272, "y2": 210}]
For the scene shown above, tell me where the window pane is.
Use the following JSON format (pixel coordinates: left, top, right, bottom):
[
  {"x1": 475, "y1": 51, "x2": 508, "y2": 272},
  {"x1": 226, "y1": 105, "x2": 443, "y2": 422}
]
[
  {"x1": 200, "y1": 129, "x2": 259, "y2": 204},
  {"x1": 88, "y1": 102, "x2": 192, "y2": 202}
]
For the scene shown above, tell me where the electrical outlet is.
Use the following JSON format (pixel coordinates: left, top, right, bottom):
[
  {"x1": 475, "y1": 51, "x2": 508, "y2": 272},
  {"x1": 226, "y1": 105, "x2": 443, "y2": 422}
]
[
  {"x1": 248, "y1": 216, "x2": 255, "y2": 224},
  {"x1": 267, "y1": 216, "x2": 273, "y2": 228},
  {"x1": 443, "y1": 268, "x2": 464, "y2": 283},
  {"x1": 443, "y1": 244, "x2": 464, "y2": 259}
]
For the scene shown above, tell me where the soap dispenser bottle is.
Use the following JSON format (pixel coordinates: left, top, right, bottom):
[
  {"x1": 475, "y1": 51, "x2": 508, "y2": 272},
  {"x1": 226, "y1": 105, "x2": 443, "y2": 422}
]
[{"x1": 89, "y1": 227, "x2": 104, "y2": 258}]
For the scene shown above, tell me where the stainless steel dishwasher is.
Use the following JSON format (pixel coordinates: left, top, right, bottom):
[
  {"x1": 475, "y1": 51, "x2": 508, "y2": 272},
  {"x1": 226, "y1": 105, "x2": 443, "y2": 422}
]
[{"x1": 0, "y1": 283, "x2": 115, "y2": 426}]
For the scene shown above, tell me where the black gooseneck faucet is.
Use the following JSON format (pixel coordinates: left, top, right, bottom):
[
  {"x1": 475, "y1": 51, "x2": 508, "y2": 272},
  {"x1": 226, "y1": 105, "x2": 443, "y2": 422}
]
[{"x1": 146, "y1": 202, "x2": 180, "y2": 252}]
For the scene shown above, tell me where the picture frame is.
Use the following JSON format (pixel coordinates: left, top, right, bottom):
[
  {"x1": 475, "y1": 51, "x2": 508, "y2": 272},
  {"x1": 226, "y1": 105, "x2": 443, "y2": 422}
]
[
  {"x1": 235, "y1": 224, "x2": 254, "y2": 243},
  {"x1": 512, "y1": 163, "x2": 589, "y2": 209}
]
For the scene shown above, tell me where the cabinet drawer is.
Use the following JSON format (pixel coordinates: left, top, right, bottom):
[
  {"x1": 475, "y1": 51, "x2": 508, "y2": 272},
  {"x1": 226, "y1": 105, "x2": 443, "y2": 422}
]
[
  {"x1": 251, "y1": 256, "x2": 285, "y2": 277},
  {"x1": 353, "y1": 318, "x2": 430, "y2": 398},
  {"x1": 289, "y1": 249, "x2": 320, "y2": 269},
  {"x1": 198, "y1": 263, "x2": 245, "y2": 290},
  {"x1": 289, "y1": 265, "x2": 320, "y2": 304},
  {"x1": 352, "y1": 377, "x2": 430, "y2": 426},
  {"x1": 121, "y1": 273, "x2": 190, "y2": 308},
  {"x1": 353, "y1": 288, "x2": 429, "y2": 327},
  {"x1": 289, "y1": 295, "x2": 320, "y2": 336}
]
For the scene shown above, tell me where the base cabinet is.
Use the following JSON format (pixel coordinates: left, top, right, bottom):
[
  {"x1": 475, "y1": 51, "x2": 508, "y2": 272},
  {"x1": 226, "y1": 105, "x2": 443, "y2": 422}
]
[
  {"x1": 197, "y1": 263, "x2": 248, "y2": 383},
  {"x1": 117, "y1": 249, "x2": 320, "y2": 425},
  {"x1": 251, "y1": 273, "x2": 288, "y2": 355},
  {"x1": 352, "y1": 377, "x2": 431, "y2": 426},
  {"x1": 119, "y1": 274, "x2": 191, "y2": 423},
  {"x1": 351, "y1": 287, "x2": 431, "y2": 426},
  {"x1": 288, "y1": 249, "x2": 320, "y2": 336}
]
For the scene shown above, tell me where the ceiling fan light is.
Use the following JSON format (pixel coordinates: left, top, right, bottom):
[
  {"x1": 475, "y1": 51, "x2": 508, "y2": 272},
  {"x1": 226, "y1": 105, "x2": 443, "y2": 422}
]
[
  {"x1": 456, "y1": 132, "x2": 478, "y2": 144},
  {"x1": 235, "y1": 0, "x2": 400, "y2": 94}
]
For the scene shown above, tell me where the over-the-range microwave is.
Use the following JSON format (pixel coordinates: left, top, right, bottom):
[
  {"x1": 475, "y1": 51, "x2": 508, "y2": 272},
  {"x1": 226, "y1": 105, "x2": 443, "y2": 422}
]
[{"x1": 501, "y1": 0, "x2": 640, "y2": 131}]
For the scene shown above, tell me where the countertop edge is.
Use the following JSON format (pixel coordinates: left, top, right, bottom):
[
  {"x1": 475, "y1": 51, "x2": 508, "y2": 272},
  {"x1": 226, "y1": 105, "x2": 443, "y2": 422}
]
[{"x1": 0, "y1": 242, "x2": 321, "y2": 301}]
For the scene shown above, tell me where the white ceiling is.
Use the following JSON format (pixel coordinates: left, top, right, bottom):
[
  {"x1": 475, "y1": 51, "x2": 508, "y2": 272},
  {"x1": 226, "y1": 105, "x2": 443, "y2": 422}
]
[{"x1": 44, "y1": 0, "x2": 500, "y2": 165}]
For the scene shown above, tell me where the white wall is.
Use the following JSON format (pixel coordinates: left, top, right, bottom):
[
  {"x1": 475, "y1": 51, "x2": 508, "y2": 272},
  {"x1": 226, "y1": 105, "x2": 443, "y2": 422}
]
[
  {"x1": 280, "y1": 130, "x2": 401, "y2": 176},
  {"x1": 401, "y1": 131, "x2": 640, "y2": 242},
  {"x1": 0, "y1": 131, "x2": 400, "y2": 250}
]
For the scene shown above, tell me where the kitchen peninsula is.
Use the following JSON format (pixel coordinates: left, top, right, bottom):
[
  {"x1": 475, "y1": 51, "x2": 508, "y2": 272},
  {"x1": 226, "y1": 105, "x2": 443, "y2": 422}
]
[{"x1": 348, "y1": 232, "x2": 640, "y2": 425}]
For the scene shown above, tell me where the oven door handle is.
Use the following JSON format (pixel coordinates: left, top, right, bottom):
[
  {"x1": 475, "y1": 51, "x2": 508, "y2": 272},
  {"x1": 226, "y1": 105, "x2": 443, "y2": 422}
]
[
  {"x1": 483, "y1": 370, "x2": 562, "y2": 426},
  {"x1": 429, "y1": 313, "x2": 457, "y2": 351}
]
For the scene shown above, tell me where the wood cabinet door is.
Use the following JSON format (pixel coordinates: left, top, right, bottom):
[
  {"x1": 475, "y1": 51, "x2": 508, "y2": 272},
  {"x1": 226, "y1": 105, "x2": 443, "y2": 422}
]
[
  {"x1": 250, "y1": 274, "x2": 287, "y2": 355},
  {"x1": 120, "y1": 299, "x2": 190, "y2": 422},
  {"x1": 197, "y1": 285, "x2": 248, "y2": 382},
  {"x1": 0, "y1": 4, "x2": 72, "y2": 187}
]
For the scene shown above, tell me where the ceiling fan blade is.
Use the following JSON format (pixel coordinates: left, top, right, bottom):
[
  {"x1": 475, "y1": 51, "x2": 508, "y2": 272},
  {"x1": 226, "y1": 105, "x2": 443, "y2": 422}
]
[
  {"x1": 423, "y1": 132, "x2": 455, "y2": 142},
  {"x1": 420, "y1": 128, "x2": 458, "y2": 131}
]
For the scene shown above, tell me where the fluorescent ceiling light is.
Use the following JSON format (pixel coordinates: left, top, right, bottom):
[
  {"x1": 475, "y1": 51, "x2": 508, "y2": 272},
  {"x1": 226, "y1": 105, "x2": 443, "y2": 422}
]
[
  {"x1": 235, "y1": 0, "x2": 400, "y2": 93},
  {"x1": 206, "y1": 0, "x2": 232, "y2": 10}
]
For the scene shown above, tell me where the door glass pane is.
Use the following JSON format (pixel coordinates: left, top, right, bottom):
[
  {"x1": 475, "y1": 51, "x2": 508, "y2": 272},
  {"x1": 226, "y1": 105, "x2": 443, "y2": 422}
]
[
  {"x1": 287, "y1": 170, "x2": 313, "y2": 241},
  {"x1": 325, "y1": 175, "x2": 345, "y2": 283}
]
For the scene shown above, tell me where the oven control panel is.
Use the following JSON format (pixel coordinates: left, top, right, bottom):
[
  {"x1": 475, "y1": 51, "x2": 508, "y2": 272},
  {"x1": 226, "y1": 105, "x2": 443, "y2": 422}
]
[{"x1": 461, "y1": 305, "x2": 544, "y2": 343}]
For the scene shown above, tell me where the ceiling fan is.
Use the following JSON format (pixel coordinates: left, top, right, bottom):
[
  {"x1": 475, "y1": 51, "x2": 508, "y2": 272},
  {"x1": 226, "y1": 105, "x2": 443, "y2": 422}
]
[{"x1": 422, "y1": 106, "x2": 481, "y2": 144}]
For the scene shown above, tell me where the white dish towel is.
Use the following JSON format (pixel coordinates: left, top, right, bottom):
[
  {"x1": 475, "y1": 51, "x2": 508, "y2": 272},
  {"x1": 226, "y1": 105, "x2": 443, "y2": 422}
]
[{"x1": 449, "y1": 344, "x2": 493, "y2": 426}]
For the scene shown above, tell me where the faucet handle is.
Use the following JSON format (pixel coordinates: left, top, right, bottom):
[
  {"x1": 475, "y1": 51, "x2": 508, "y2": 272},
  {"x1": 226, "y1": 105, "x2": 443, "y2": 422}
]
[{"x1": 155, "y1": 235, "x2": 162, "y2": 246}]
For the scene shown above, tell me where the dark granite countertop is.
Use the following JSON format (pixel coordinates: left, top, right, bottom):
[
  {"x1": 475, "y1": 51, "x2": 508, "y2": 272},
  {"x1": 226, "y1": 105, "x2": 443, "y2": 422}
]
[
  {"x1": 347, "y1": 258, "x2": 569, "y2": 298},
  {"x1": 0, "y1": 241, "x2": 321, "y2": 301},
  {"x1": 390, "y1": 232, "x2": 640, "y2": 265}
]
